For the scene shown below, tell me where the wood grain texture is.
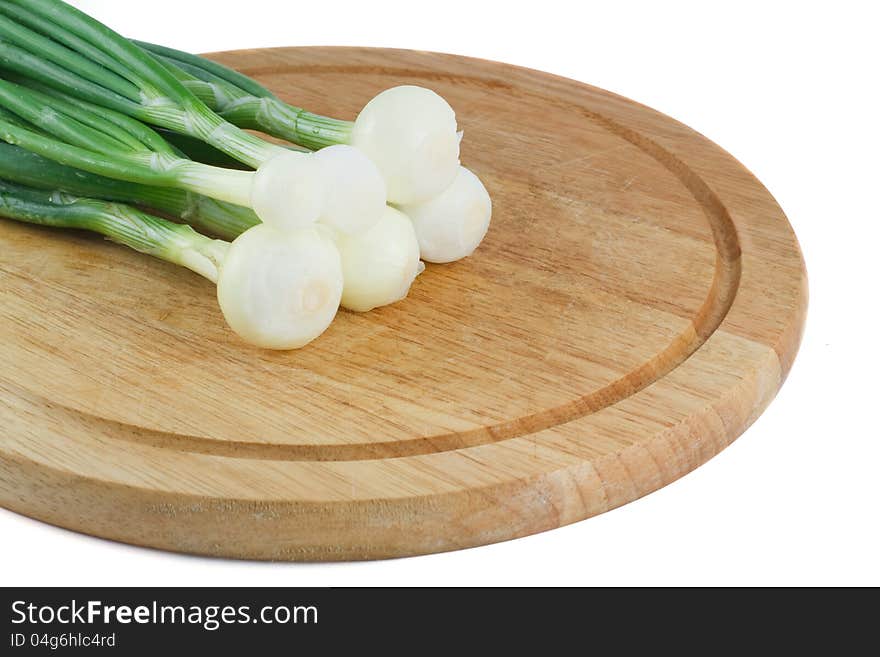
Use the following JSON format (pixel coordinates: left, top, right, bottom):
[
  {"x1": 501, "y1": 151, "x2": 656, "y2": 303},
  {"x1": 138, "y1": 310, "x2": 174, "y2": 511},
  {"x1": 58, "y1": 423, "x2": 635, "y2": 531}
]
[{"x1": 0, "y1": 47, "x2": 807, "y2": 560}]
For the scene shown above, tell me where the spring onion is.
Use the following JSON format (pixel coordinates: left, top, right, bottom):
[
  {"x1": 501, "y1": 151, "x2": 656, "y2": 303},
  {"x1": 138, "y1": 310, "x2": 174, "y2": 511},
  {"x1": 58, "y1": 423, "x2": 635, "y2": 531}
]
[
  {"x1": 135, "y1": 42, "x2": 462, "y2": 205},
  {"x1": 335, "y1": 206, "x2": 422, "y2": 312},
  {"x1": 133, "y1": 42, "x2": 492, "y2": 258},
  {"x1": 0, "y1": 180, "x2": 342, "y2": 349},
  {"x1": 0, "y1": 0, "x2": 386, "y2": 233},
  {"x1": 349, "y1": 86, "x2": 461, "y2": 204},
  {"x1": 0, "y1": 139, "x2": 421, "y2": 312},
  {"x1": 0, "y1": 143, "x2": 257, "y2": 240},
  {"x1": 0, "y1": 76, "x2": 383, "y2": 235},
  {"x1": 397, "y1": 167, "x2": 492, "y2": 263},
  {"x1": 216, "y1": 225, "x2": 343, "y2": 349},
  {"x1": 0, "y1": 142, "x2": 419, "y2": 312}
]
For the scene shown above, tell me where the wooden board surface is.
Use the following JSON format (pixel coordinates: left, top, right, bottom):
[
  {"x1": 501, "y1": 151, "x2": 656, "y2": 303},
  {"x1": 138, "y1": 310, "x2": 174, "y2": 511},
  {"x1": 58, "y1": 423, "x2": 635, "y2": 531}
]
[{"x1": 0, "y1": 47, "x2": 807, "y2": 560}]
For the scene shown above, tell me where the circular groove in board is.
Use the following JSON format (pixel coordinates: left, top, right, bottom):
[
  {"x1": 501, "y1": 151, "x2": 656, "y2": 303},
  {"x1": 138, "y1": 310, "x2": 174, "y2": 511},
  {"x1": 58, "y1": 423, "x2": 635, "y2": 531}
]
[
  {"x1": 0, "y1": 66, "x2": 730, "y2": 454},
  {"x1": 0, "y1": 79, "x2": 742, "y2": 462},
  {"x1": 0, "y1": 47, "x2": 807, "y2": 560}
]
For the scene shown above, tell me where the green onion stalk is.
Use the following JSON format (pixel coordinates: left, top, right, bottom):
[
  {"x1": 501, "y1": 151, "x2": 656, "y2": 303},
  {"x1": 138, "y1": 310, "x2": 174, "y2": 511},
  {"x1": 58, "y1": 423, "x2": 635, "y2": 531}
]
[
  {"x1": 134, "y1": 42, "x2": 493, "y2": 262},
  {"x1": 0, "y1": 142, "x2": 257, "y2": 240},
  {"x1": 0, "y1": 78, "x2": 278, "y2": 221},
  {"x1": 135, "y1": 40, "x2": 355, "y2": 152},
  {"x1": 0, "y1": 179, "x2": 343, "y2": 349},
  {"x1": 0, "y1": 141, "x2": 422, "y2": 313},
  {"x1": 135, "y1": 40, "x2": 465, "y2": 207},
  {"x1": 0, "y1": 73, "x2": 379, "y2": 235},
  {"x1": 0, "y1": 0, "x2": 387, "y2": 235}
]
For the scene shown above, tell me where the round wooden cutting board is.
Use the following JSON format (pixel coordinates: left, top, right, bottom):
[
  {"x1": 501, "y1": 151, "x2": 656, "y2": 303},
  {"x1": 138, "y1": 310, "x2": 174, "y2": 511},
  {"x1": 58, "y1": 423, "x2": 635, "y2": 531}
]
[{"x1": 0, "y1": 47, "x2": 807, "y2": 560}]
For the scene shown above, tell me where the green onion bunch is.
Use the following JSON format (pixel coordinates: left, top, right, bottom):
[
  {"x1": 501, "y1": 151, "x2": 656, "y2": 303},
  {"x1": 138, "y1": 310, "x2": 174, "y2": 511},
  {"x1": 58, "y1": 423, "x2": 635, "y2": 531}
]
[{"x1": 0, "y1": 0, "x2": 491, "y2": 348}]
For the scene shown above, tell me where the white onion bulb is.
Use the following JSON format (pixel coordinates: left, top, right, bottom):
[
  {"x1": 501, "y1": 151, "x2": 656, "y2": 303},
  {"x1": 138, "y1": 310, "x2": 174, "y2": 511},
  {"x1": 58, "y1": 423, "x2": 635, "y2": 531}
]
[
  {"x1": 250, "y1": 151, "x2": 325, "y2": 231},
  {"x1": 350, "y1": 86, "x2": 460, "y2": 205},
  {"x1": 217, "y1": 224, "x2": 343, "y2": 349},
  {"x1": 335, "y1": 206, "x2": 422, "y2": 312},
  {"x1": 314, "y1": 144, "x2": 387, "y2": 235},
  {"x1": 397, "y1": 166, "x2": 491, "y2": 263}
]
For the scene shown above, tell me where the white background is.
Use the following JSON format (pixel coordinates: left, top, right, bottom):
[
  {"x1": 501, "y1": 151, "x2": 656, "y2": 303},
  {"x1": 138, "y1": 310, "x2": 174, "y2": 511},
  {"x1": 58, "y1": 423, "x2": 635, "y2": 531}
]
[{"x1": 2, "y1": 0, "x2": 877, "y2": 586}]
